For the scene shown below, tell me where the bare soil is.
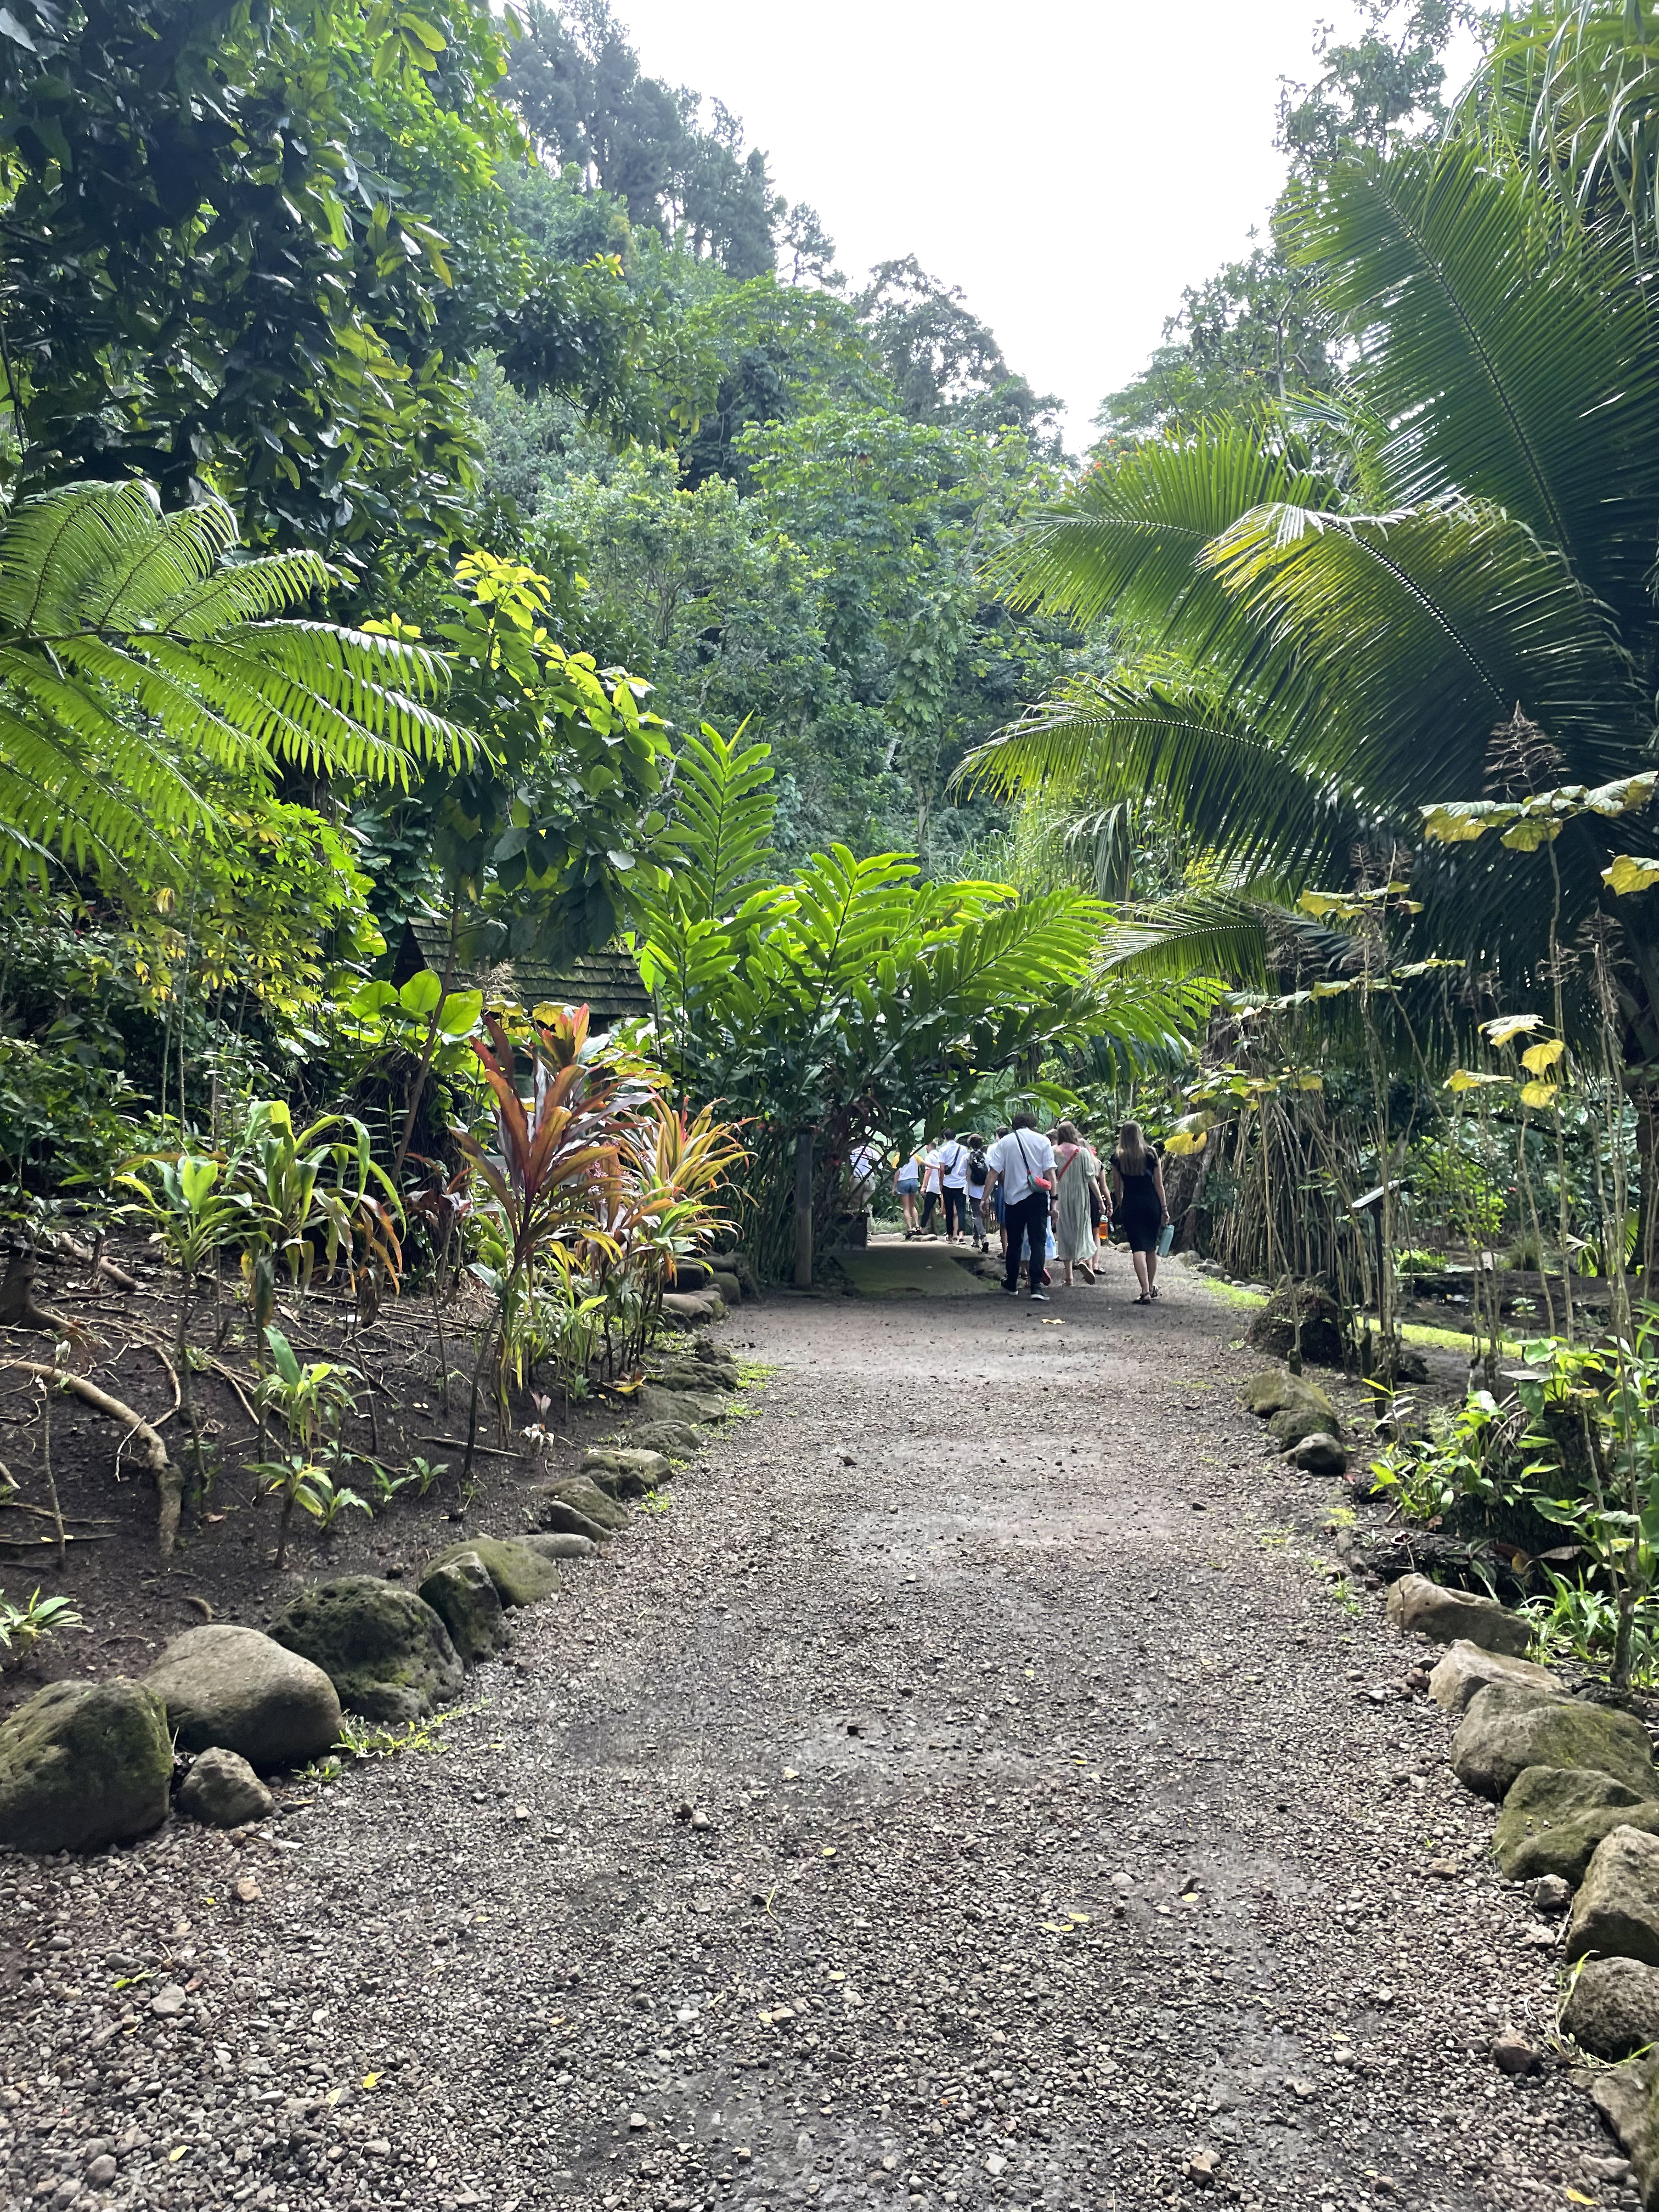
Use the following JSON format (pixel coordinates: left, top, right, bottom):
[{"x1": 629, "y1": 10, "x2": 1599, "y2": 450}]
[{"x1": 0, "y1": 1249, "x2": 1632, "y2": 2212}]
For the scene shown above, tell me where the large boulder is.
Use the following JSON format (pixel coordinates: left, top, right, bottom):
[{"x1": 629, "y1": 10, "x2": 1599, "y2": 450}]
[
  {"x1": 1565, "y1": 1957, "x2": 1659, "y2": 2060},
  {"x1": 144, "y1": 1623, "x2": 341, "y2": 1769},
  {"x1": 268, "y1": 1577, "x2": 462, "y2": 1724},
  {"x1": 582, "y1": 1447, "x2": 669, "y2": 1499},
  {"x1": 176, "y1": 1746, "x2": 273, "y2": 1828},
  {"x1": 1495, "y1": 1765, "x2": 1659, "y2": 1884},
  {"x1": 1594, "y1": 2056, "x2": 1659, "y2": 2208},
  {"x1": 1452, "y1": 1681, "x2": 1658, "y2": 1801},
  {"x1": 1245, "y1": 1282, "x2": 1346, "y2": 1367},
  {"x1": 633, "y1": 1381, "x2": 728, "y2": 1427},
  {"x1": 659, "y1": 1289, "x2": 724, "y2": 1327},
  {"x1": 1385, "y1": 1574, "x2": 1532, "y2": 1657},
  {"x1": 426, "y1": 1534, "x2": 561, "y2": 1607},
  {"x1": 0, "y1": 1680, "x2": 171, "y2": 1854},
  {"x1": 1570, "y1": 1827, "x2": 1659, "y2": 1969},
  {"x1": 417, "y1": 1552, "x2": 507, "y2": 1661},
  {"x1": 525, "y1": 1489, "x2": 609, "y2": 1543},
  {"x1": 1428, "y1": 1639, "x2": 1564, "y2": 1715}
]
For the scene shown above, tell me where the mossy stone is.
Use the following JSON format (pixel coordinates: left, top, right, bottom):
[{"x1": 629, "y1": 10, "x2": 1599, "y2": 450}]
[
  {"x1": 418, "y1": 1551, "x2": 508, "y2": 1660},
  {"x1": 268, "y1": 1576, "x2": 463, "y2": 1723},
  {"x1": 427, "y1": 1534, "x2": 561, "y2": 1607},
  {"x1": 0, "y1": 1679, "x2": 172, "y2": 1853},
  {"x1": 1495, "y1": 1765, "x2": 1659, "y2": 1884}
]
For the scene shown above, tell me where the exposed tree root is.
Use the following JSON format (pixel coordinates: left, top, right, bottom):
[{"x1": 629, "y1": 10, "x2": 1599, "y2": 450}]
[{"x1": 0, "y1": 1358, "x2": 181, "y2": 1555}]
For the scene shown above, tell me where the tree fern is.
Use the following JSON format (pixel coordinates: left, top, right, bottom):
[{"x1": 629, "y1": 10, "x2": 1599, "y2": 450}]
[{"x1": 0, "y1": 481, "x2": 467, "y2": 881}]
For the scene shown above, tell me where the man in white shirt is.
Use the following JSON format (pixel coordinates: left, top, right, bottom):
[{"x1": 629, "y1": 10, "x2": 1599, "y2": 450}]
[
  {"x1": 935, "y1": 1129, "x2": 970, "y2": 1244},
  {"x1": 981, "y1": 1111, "x2": 1057, "y2": 1301},
  {"x1": 848, "y1": 1140, "x2": 882, "y2": 1214}
]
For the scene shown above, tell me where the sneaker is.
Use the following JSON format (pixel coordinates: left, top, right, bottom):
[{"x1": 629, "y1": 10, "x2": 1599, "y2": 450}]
[
  {"x1": 1030, "y1": 1289, "x2": 1049, "y2": 1302},
  {"x1": 1001, "y1": 1283, "x2": 1020, "y2": 1296}
]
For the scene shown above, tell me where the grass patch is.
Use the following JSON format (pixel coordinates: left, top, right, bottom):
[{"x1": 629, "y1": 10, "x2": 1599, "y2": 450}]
[{"x1": 1182, "y1": 1267, "x2": 1521, "y2": 1357}]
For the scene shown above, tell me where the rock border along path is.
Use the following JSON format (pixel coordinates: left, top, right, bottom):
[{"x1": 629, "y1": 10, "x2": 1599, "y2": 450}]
[{"x1": 0, "y1": 1260, "x2": 1628, "y2": 2212}]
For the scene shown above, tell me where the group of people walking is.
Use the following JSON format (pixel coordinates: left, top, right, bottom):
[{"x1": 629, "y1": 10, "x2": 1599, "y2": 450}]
[{"x1": 880, "y1": 1115, "x2": 1172, "y2": 1305}]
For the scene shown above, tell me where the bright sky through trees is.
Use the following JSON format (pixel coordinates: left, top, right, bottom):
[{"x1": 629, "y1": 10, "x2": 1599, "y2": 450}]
[{"x1": 609, "y1": 0, "x2": 1482, "y2": 448}]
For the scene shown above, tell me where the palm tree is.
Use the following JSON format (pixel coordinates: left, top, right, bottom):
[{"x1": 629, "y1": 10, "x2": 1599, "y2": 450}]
[
  {"x1": 0, "y1": 478, "x2": 467, "y2": 882},
  {"x1": 967, "y1": 33, "x2": 1659, "y2": 1248}
]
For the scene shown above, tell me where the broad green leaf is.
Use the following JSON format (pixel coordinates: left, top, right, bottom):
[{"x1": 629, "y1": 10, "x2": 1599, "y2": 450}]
[
  {"x1": 398, "y1": 970, "x2": 443, "y2": 1018},
  {"x1": 437, "y1": 989, "x2": 483, "y2": 1037}
]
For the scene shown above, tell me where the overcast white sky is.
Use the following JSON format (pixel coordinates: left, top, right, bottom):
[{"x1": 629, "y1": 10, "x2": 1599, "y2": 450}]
[{"x1": 610, "y1": 0, "x2": 1481, "y2": 449}]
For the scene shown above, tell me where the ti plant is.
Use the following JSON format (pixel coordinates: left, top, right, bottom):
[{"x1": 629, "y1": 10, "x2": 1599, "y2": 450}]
[
  {"x1": 233, "y1": 1101, "x2": 403, "y2": 1296},
  {"x1": 252, "y1": 1325, "x2": 362, "y2": 1570},
  {"x1": 452, "y1": 1007, "x2": 631, "y2": 1481},
  {"x1": 116, "y1": 1153, "x2": 261, "y2": 1526}
]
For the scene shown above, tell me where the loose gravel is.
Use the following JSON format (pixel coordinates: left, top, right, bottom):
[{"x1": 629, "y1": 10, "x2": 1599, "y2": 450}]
[{"x1": 0, "y1": 1257, "x2": 1631, "y2": 2211}]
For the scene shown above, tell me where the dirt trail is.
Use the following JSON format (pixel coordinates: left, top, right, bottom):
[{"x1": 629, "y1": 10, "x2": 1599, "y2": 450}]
[{"x1": 0, "y1": 1256, "x2": 1623, "y2": 2212}]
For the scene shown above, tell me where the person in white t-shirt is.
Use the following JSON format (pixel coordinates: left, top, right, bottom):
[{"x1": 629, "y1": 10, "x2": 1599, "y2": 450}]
[
  {"x1": 935, "y1": 1130, "x2": 970, "y2": 1244},
  {"x1": 848, "y1": 1141, "x2": 882, "y2": 1217},
  {"x1": 917, "y1": 1143, "x2": 944, "y2": 1235},
  {"x1": 981, "y1": 1111, "x2": 1057, "y2": 1300}
]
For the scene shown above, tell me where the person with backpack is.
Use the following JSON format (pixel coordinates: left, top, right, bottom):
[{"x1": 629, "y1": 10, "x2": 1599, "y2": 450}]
[
  {"x1": 982, "y1": 1111, "x2": 1057, "y2": 1301},
  {"x1": 964, "y1": 1134, "x2": 991, "y2": 1250}
]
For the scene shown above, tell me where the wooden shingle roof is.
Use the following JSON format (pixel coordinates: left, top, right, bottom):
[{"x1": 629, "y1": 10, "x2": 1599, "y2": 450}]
[{"x1": 399, "y1": 922, "x2": 651, "y2": 1033}]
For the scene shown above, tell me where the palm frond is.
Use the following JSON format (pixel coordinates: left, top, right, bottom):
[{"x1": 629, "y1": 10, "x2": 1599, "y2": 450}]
[
  {"x1": 1288, "y1": 139, "x2": 1659, "y2": 623},
  {"x1": 0, "y1": 481, "x2": 475, "y2": 882},
  {"x1": 989, "y1": 420, "x2": 1341, "y2": 642}
]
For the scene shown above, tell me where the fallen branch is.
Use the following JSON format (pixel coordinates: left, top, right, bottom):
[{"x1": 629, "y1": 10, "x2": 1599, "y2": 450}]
[
  {"x1": 0, "y1": 1249, "x2": 89, "y2": 1346},
  {"x1": 417, "y1": 1432, "x2": 522, "y2": 1461},
  {"x1": 0, "y1": 1359, "x2": 181, "y2": 1555},
  {"x1": 43, "y1": 1232, "x2": 138, "y2": 1293}
]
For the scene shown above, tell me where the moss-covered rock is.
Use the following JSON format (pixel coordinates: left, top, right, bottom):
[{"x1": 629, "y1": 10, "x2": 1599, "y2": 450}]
[
  {"x1": 427, "y1": 1534, "x2": 561, "y2": 1608},
  {"x1": 526, "y1": 1489, "x2": 610, "y2": 1543},
  {"x1": 418, "y1": 1551, "x2": 507, "y2": 1660},
  {"x1": 1494, "y1": 1765, "x2": 1659, "y2": 1883},
  {"x1": 0, "y1": 1679, "x2": 171, "y2": 1853},
  {"x1": 1592, "y1": 2053, "x2": 1659, "y2": 2210},
  {"x1": 540, "y1": 1475, "x2": 630, "y2": 1532},
  {"x1": 1246, "y1": 1283, "x2": 1346, "y2": 1367},
  {"x1": 1453, "y1": 1681, "x2": 1657, "y2": 1801},
  {"x1": 633, "y1": 1381, "x2": 728, "y2": 1426},
  {"x1": 268, "y1": 1576, "x2": 462, "y2": 1723},
  {"x1": 631, "y1": 1420, "x2": 704, "y2": 1459},
  {"x1": 581, "y1": 1447, "x2": 669, "y2": 1499}
]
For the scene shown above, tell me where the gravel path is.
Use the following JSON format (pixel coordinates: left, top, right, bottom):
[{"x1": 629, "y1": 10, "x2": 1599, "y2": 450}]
[{"x1": 0, "y1": 1257, "x2": 1629, "y2": 2212}]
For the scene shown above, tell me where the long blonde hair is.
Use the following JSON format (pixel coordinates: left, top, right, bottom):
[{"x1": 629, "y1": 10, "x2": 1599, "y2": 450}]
[{"x1": 1116, "y1": 1120, "x2": 1149, "y2": 1176}]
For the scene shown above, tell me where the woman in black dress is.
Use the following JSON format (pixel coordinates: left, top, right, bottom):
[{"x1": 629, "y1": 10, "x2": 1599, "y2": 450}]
[{"x1": 1110, "y1": 1120, "x2": 1170, "y2": 1304}]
